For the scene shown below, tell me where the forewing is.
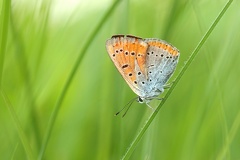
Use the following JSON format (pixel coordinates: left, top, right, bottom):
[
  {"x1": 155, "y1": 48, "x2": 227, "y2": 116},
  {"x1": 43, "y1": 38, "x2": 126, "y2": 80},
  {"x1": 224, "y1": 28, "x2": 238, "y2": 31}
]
[{"x1": 106, "y1": 35, "x2": 148, "y2": 96}]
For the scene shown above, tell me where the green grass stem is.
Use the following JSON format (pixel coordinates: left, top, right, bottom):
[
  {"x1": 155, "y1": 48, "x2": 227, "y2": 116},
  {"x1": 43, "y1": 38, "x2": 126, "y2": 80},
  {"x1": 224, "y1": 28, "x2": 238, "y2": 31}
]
[
  {"x1": 217, "y1": 110, "x2": 240, "y2": 159},
  {"x1": 121, "y1": 0, "x2": 233, "y2": 159},
  {"x1": 38, "y1": 0, "x2": 122, "y2": 159},
  {"x1": 0, "y1": 0, "x2": 11, "y2": 87},
  {"x1": 10, "y1": 9, "x2": 42, "y2": 151},
  {"x1": 0, "y1": 89, "x2": 35, "y2": 160}
]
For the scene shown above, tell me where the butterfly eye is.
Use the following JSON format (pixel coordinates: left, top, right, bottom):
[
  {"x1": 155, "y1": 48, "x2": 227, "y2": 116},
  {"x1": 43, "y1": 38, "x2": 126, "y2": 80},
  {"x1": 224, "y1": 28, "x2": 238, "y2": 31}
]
[{"x1": 138, "y1": 97, "x2": 143, "y2": 103}]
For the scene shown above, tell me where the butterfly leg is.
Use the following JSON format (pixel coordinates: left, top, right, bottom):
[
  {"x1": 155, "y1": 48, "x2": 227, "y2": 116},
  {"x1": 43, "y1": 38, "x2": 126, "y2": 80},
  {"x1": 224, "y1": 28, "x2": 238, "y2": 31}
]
[
  {"x1": 156, "y1": 98, "x2": 163, "y2": 101},
  {"x1": 164, "y1": 79, "x2": 177, "y2": 89},
  {"x1": 146, "y1": 103, "x2": 155, "y2": 111},
  {"x1": 163, "y1": 83, "x2": 172, "y2": 89}
]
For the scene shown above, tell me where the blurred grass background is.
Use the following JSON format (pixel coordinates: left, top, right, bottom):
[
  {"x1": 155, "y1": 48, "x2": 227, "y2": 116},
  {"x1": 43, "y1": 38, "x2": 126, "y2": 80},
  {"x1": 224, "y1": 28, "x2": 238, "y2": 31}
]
[{"x1": 0, "y1": 0, "x2": 240, "y2": 159}]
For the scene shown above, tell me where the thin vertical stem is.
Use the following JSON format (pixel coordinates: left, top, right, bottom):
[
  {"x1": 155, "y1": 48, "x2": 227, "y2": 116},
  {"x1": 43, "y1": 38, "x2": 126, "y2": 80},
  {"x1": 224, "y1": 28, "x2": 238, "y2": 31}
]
[
  {"x1": 38, "y1": 0, "x2": 122, "y2": 159},
  {"x1": 0, "y1": 0, "x2": 11, "y2": 87},
  {"x1": 121, "y1": 0, "x2": 233, "y2": 159}
]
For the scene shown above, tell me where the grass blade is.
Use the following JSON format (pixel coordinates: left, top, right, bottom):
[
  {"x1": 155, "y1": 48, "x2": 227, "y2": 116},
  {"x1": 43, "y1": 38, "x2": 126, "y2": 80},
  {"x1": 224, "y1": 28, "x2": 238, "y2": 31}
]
[
  {"x1": 121, "y1": 0, "x2": 233, "y2": 159},
  {"x1": 0, "y1": 0, "x2": 11, "y2": 86},
  {"x1": 217, "y1": 110, "x2": 240, "y2": 159},
  {"x1": 38, "y1": 0, "x2": 122, "y2": 159},
  {"x1": 0, "y1": 89, "x2": 35, "y2": 160},
  {"x1": 10, "y1": 9, "x2": 42, "y2": 151}
]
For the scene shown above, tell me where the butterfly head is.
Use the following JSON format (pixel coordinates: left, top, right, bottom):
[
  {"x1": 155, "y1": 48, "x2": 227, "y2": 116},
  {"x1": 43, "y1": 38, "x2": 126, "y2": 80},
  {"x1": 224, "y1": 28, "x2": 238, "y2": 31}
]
[{"x1": 137, "y1": 97, "x2": 151, "y2": 104}]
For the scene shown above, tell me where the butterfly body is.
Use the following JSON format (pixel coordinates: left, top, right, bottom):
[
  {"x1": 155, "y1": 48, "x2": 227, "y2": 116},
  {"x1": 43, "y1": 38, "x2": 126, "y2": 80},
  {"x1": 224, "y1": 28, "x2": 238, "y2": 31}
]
[{"x1": 106, "y1": 35, "x2": 179, "y2": 104}]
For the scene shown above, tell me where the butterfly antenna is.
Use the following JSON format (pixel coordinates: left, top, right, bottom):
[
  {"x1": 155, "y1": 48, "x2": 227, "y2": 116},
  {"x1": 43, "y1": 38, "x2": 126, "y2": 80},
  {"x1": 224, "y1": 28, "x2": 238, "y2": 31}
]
[
  {"x1": 122, "y1": 100, "x2": 135, "y2": 117},
  {"x1": 115, "y1": 97, "x2": 138, "y2": 117}
]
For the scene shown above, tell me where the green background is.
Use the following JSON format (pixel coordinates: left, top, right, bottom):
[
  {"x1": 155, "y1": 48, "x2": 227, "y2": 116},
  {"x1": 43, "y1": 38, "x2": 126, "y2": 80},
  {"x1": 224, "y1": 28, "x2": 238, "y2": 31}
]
[{"x1": 0, "y1": 0, "x2": 240, "y2": 159}]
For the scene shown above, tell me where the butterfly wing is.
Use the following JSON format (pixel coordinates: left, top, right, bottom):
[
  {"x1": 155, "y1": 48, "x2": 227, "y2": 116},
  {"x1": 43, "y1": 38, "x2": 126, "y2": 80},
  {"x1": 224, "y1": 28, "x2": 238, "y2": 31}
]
[
  {"x1": 106, "y1": 35, "x2": 180, "y2": 100},
  {"x1": 105, "y1": 35, "x2": 149, "y2": 97},
  {"x1": 143, "y1": 38, "x2": 180, "y2": 97}
]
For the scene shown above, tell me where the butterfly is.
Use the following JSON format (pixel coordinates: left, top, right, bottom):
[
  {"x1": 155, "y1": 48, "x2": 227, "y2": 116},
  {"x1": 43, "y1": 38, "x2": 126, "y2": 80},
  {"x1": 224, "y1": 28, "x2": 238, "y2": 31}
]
[{"x1": 106, "y1": 35, "x2": 180, "y2": 107}]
